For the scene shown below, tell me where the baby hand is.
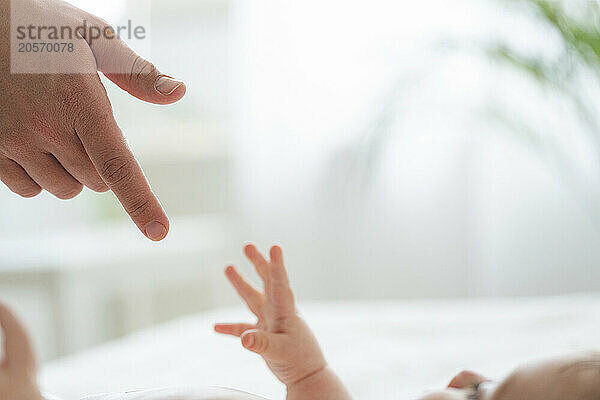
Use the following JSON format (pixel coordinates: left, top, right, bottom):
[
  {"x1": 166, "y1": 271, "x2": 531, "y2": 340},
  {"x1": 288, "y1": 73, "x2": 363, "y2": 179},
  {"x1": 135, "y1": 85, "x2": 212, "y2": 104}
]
[
  {"x1": 215, "y1": 245, "x2": 327, "y2": 387},
  {"x1": 0, "y1": 303, "x2": 41, "y2": 400}
]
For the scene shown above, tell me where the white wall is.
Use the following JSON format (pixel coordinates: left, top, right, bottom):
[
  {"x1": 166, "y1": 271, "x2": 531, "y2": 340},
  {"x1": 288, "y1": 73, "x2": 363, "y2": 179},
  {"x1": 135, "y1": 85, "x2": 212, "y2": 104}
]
[{"x1": 231, "y1": 0, "x2": 600, "y2": 300}]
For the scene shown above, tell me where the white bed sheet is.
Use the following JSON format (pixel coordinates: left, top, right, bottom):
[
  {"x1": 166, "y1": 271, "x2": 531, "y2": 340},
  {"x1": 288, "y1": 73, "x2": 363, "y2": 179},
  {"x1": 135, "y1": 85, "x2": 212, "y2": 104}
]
[{"x1": 40, "y1": 295, "x2": 600, "y2": 399}]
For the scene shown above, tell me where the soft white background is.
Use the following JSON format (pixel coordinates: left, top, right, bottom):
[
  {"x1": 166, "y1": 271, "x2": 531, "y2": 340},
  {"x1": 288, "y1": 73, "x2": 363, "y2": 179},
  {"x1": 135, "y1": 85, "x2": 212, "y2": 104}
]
[{"x1": 1, "y1": 0, "x2": 599, "y2": 361}]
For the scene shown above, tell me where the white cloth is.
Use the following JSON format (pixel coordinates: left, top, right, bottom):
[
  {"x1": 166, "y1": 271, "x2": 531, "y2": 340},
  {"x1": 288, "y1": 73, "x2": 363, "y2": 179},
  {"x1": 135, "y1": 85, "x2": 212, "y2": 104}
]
[
  {"x1": 81, "y1": 387, "x2": 268, "y2": 400},
  {"x1": 41, "y1": 296, "x2": 600, "y2": 400},
  {"x1": 44, "y1": 387, "x2": 267, "y2": 400}
]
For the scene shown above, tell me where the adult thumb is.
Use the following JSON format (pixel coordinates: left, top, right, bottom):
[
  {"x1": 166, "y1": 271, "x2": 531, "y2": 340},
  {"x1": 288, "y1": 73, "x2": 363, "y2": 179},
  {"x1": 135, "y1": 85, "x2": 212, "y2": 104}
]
[{"x1": 87, "y1": 24, "x2": 186, "y2": 105}]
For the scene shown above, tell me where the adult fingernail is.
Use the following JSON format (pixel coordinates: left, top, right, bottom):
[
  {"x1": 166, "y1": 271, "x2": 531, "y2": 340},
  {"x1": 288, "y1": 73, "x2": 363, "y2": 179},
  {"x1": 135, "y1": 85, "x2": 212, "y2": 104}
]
[
  {"x1": 155, "y1": 76, "x2": 183, "y2": 95},
  {"x1": 145, "y1": 221, "x2": 167, "y2": 241},
  {"x1": 242, "y1": 333, "x2": 255, "y2": 348}
]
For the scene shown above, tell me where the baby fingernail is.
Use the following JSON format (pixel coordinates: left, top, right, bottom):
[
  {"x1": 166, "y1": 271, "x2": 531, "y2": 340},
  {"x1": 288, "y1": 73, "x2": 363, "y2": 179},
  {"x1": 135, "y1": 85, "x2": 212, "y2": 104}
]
[
  {"x1": 155, "y1": 76, "x2": 183, "y2": 95},
  {"x1": 145, "y1": 221, "x2": 167, "y2": 241}
]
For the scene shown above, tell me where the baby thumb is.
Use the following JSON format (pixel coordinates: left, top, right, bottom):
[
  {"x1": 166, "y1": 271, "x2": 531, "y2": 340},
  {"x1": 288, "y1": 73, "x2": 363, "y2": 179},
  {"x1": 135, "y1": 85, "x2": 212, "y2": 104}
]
[{"x1": 241, "y1": 329, "x2": 281, "y2": 358}]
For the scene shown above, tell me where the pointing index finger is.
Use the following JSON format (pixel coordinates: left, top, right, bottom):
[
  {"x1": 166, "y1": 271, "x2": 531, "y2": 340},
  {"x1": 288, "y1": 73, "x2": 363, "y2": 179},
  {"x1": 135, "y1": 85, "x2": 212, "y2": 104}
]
[{"x1": 74, "y1": 79, "x2": 169, "y2": 241}]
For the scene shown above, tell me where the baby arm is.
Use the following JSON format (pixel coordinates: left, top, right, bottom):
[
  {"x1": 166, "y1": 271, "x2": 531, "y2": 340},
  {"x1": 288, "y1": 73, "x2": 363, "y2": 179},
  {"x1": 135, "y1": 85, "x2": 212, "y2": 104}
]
[{"x1": 214, "y1": 245, "x2": 352, "y2": 400}]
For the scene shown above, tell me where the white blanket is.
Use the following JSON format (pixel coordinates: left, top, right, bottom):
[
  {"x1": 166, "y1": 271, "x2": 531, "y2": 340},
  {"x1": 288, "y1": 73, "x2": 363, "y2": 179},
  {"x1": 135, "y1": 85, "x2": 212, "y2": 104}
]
[
  {"x1": 41, "y1": 295, "x2": 600, "y2": 399},
  {"x1": 44, "y1": 388, "x2": 265, "y2": 400},
  {"x1": 80, "y1": 387, "x2": 267, "y2": 400}
]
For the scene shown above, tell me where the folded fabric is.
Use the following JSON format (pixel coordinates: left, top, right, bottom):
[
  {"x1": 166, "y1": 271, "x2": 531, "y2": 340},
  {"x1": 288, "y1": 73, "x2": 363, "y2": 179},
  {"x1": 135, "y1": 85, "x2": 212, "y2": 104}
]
[{"x1": 79, "y1": 387, "x2": 269, "y2": 400}]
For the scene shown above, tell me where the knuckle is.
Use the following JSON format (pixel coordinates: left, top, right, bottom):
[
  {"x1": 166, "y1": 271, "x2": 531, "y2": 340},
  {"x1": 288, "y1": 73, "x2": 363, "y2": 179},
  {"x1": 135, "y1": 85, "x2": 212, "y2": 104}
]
[
  {"x1": 56, "y1": 75, "x2": 107, "y2": 124},
  {"x1": 126, "y1": 197, "x2": 152, "y2": 220},
  {"x1": 60, "y1": 88, "x2": 88, "y2": 118},
  {"x1": 100, "y1": 155, "x2": 133, "y2": 187},
  {"x1": 273, "y1": 316, "x2": 293, "y2": 332},
  {"x1": 87, "y1": 14, "x2": 109, "y2": 28},
  {"x1": 33, "y1": 125, "x2": 62, "y2": 148},
  {"x1": 56, "y1": 75, "x2": 89, "y2": 104},
  {"x1": 0, "y1": 132, "x2": 29, "y2": 157},
  {"x1": 130, "y1": 56, "x2": 158, "y2": 84},
  {"x1": 80, "y1": 13, "x2": 110, "y2": 33}
]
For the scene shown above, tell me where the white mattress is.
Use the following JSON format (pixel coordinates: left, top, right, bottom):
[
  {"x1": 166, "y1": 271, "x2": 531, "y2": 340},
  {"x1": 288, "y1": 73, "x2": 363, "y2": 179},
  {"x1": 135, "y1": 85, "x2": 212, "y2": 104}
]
[{"x1": 40, "y1": 295, "x2": 600, "y2": 399}]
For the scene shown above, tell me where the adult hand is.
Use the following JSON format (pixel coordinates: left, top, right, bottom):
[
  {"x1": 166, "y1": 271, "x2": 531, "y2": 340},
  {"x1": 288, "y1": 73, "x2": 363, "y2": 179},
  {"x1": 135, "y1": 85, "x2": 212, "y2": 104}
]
[
  {"x1": 0, "y1": 0, "x2": 186, "y2": 241},
  {"x1": 0, "y1": 303, "x2": 41, "y2": 400}
]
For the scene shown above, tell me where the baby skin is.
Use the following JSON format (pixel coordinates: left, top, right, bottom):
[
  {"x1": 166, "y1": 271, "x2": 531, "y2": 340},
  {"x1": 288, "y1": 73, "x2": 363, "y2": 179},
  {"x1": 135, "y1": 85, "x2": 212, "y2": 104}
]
[
  {"x1": 215, "y1": 245, "x2": 600, "y2": 400},
  {"x1": 1, "y1": 245, "x2": 599, "y2": 400},
  {"x1": 214, "y1": 245, "x2": 352, "y2": 400}
]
